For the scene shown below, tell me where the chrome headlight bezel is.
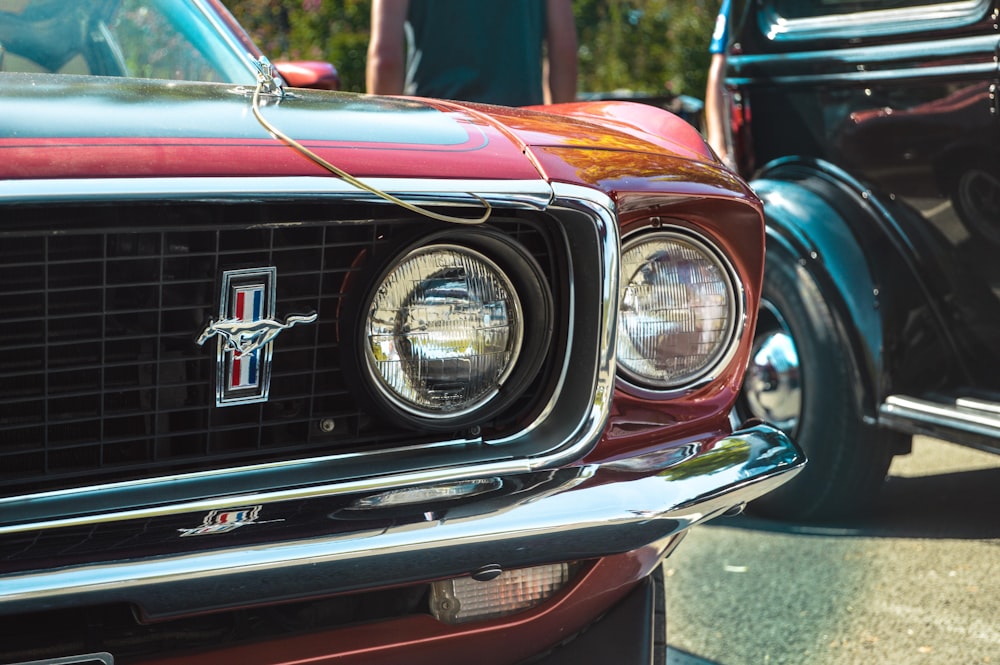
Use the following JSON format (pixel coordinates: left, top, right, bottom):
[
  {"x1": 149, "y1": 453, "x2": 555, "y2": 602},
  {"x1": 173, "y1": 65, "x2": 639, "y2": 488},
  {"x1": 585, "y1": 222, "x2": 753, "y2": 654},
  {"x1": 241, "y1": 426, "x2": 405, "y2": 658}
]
[
  {"x1": 346, "y1": 229, "x2": 553, "y2": 431},
  {"x1": 616, "y1": 227, "x2": 745, "y2": 396}
]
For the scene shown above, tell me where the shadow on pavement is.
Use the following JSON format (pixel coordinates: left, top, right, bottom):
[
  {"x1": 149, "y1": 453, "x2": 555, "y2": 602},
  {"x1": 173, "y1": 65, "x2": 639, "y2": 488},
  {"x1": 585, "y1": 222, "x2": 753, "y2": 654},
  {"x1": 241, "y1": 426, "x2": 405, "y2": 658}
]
[
  {"x1": 667, "y1": 646, "x2": 718, "y2": 664},
  {"x1": 708, "y1": 465, "x2": 1000, "y2": 540}
]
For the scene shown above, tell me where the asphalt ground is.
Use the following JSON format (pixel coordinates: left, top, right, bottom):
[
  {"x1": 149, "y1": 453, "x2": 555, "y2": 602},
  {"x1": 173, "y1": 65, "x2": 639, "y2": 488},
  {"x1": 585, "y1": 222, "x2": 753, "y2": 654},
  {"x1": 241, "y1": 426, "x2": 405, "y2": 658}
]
[
  {"x1": 663, "y1": 436, "x2": 1000, "y2": 664},
  {"x1": 667, "y1": 646, "x2": 717, "y2": 664}
]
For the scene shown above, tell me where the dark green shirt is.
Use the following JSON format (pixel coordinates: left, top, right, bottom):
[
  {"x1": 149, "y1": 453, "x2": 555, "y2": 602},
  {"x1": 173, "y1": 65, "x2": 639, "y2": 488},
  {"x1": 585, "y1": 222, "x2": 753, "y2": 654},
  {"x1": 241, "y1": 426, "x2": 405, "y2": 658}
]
[{"x1": 404, "y1": 0, "x2": 546, "y2": 106}]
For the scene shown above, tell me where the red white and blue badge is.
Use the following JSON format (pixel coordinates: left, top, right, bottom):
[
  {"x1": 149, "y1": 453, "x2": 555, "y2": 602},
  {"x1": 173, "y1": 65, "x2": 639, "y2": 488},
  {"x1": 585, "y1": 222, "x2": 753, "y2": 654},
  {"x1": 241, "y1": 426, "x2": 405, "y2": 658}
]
[
  {"x1": 178, "y1": 505, "x2": 283, "y2": 537},
  {"x1": 230, "y1": 284, "x2": 265, "y2": 391},
  {"x1": 197, "y1": 267, "x2": 317, "y2": 406}
]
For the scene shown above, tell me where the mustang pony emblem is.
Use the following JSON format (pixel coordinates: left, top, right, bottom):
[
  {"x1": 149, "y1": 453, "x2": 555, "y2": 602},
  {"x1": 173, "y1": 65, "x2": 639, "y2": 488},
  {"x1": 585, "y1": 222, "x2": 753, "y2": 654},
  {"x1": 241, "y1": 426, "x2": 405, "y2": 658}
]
[
  {"x1": 199, "y1": 267, "x2": 317, "y2": 406},
  {"x1": 197, "y1": 313, "x2": 318, "y2": 358}
]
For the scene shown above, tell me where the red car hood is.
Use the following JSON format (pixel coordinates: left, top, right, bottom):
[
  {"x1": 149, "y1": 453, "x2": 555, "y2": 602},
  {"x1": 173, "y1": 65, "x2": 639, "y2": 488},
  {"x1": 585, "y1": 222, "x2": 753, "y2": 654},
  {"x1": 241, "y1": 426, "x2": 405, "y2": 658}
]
[{"x1": 1, "y1": 73, "x2": 715, "y2": 187}]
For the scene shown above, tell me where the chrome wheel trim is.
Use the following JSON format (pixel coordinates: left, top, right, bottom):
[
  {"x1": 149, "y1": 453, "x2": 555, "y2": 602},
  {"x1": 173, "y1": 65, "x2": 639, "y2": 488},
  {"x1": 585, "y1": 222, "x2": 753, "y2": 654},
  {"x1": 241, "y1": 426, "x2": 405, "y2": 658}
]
[{"x1": 742, "y1": 300, "x2": 801, "y2": 433}]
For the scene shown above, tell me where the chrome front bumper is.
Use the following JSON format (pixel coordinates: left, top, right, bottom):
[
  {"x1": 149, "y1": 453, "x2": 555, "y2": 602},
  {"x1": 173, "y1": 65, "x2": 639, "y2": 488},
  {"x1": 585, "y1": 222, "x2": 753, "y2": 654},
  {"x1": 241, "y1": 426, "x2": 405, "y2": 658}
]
[{"x1": 0, "y1": 423, "x2": 803, "y2": 619}]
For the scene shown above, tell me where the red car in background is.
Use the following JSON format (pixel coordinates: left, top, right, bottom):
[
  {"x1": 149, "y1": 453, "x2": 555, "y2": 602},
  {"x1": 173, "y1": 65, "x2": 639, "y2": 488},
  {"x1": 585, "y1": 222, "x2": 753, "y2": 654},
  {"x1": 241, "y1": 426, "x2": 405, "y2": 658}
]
[{"x1": 0, "y1": 1, "x2": 803, "y2": 663}]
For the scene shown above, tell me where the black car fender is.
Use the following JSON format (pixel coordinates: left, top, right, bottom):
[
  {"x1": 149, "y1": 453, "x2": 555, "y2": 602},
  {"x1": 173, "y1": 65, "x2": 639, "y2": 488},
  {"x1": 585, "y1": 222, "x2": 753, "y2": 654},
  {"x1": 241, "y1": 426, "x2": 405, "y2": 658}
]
[{"x1": 749, "y1": 156, "x2": 962, "y2": 419}]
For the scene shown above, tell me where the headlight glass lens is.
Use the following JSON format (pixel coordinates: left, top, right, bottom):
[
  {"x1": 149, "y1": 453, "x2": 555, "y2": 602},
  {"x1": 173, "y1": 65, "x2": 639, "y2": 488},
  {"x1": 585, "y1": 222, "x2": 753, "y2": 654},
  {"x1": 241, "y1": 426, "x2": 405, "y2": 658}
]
[
  {"x1": 365, "y1": 244, "x2": 523, "y2": 417},
  {"x1": 618, "y1": 232, "x2": 737, "y2": 389}
]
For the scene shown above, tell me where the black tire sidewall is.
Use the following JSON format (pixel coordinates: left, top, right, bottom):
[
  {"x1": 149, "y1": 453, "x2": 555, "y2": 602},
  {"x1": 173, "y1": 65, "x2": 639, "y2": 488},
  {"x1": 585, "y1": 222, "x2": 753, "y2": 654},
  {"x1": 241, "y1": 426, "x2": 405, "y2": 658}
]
[{"x1": 747, "y1": 246, "x2": 893, "y2": 521}]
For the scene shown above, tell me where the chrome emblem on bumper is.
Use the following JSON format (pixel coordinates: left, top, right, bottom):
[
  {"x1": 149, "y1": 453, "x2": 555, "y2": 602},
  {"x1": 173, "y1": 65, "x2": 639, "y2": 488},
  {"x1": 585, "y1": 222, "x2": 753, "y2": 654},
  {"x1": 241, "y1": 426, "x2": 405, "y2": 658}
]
[
  {"x1": 178, "y1": 505, "x2": 282, "y2": 537},
  {"x1": 197, "y1": 267, "x2": 317, "y2": 406}
]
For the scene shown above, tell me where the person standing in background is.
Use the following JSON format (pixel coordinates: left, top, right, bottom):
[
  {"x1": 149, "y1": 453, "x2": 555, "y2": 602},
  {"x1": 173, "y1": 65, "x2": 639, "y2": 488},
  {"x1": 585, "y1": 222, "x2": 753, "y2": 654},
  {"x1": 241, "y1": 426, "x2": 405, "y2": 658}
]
[
  {"x1": 366, "y1": 0, "x2": 577, "y2": 106},
  {"x1": 704, "y1": 0, "x2": 733, "y2": 169}
]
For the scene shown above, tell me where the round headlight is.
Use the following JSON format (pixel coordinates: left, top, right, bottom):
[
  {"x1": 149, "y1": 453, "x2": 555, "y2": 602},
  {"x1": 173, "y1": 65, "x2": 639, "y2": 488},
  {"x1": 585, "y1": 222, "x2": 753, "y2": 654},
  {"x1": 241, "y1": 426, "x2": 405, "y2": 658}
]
[
  {"x1": 364, "y1": 243, "x2": 524, "y2": 421},
  {"x1": 617, "y1": 231, "x2": 740, "y2": 390},
  {"x1": 345, "y1": 229, "x2": 554, "y2": 431}
]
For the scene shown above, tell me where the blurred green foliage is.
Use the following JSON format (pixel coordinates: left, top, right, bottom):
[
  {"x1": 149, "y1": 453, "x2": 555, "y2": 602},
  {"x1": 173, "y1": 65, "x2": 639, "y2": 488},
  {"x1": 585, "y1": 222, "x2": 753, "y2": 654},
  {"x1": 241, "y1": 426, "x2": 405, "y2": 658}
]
[
  {"x1": 223, "y1": 0, "x2": 721, "y2": 100},
  {"x1": 574, "y1": 0, "x2": 720, "y2": 98}
]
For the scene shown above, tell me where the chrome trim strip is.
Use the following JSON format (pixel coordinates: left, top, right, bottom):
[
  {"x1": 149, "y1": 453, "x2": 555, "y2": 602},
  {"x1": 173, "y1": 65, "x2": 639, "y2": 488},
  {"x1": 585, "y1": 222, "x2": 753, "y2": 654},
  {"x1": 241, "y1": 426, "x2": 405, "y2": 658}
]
[
  {"x1": 880, "y1": 394, "x2": 1000, "y2": 438},
  {"x1": 956, "y1": 397, "x2": 1000, "y2": 415},
  {"x1": 758, "y1": 0, "x2": 990, "y2": 42},
  {"x1": 0, "y1": 424, "x2": 804, "y2": 619},
  {"x1": 879, "y1": 395, "x2": 1000, "y2": 456},
  {"x1": 732, "y1": 34, "x2": 998, "y2": 70},
  {"x1": 0, "y1": 459, "x2": 530, "y2": 536},
  {"x1": 0, "y1": 176, "x2": 555, "y2": 208},
  {"x1": 0, "y1": 178, "x2": 619, "y2": 534},
  {"x1": 730, "y1": 62, "x2": 996, "y2": 88},
  {"x1": 729, "y1": 35, "x2": 998, "y2": 87},
  {"x1": 8, "y1": 654, "x2": 114, "y2": 665},
  {"x1": 509, "y1": 182, "x2": 619, "y2": 466}
]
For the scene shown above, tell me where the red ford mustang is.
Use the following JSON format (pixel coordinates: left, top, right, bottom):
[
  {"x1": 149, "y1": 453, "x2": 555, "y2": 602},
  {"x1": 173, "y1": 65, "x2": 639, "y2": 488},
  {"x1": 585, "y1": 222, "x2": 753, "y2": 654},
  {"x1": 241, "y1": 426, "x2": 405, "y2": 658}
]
[{"x1": 0, "y1": 1, "x2": 803, "y2": 663}]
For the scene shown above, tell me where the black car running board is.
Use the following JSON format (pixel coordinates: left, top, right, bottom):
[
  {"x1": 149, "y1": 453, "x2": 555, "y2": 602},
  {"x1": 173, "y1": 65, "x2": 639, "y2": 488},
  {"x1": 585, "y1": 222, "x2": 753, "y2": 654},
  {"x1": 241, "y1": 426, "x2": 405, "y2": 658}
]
[{"x1": 879, "y1": 393, "x2": 1000, "y2": 456}]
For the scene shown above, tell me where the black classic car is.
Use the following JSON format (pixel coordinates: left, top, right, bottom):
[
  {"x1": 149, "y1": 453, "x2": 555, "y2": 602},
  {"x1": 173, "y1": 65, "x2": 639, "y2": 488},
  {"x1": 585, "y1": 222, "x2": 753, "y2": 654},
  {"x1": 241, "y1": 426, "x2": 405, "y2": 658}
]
[
  {"x1": 720, "y1": 0, "x2": 1000, "y2": 519},
  {"x1": 0, "y1": 1, "x2": 803, "y2": 663}
]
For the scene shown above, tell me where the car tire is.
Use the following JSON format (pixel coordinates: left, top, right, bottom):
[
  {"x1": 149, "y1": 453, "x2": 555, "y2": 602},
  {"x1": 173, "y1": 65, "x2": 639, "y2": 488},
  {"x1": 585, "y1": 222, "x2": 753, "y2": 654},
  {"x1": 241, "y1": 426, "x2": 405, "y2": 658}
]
[
  {"x1": 950, "y1": 164, "x2": 1000, "y2": 245},
  {"x1": 736, "y1": 246, "x2": 898, "y2": 521}
]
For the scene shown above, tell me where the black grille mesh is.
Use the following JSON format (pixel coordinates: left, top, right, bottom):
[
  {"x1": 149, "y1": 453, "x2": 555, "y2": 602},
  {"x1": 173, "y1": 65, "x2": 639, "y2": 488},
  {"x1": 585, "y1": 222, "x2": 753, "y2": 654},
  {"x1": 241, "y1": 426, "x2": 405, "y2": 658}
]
[{"x1": 0, "y1": 203, "x2": 554, "y2": 497}]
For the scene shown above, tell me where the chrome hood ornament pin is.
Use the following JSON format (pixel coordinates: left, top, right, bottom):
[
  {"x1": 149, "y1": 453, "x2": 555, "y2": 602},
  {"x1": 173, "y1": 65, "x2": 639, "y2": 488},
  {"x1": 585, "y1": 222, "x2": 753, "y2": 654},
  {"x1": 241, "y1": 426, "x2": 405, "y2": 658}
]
[{"x1": 197, "y1": 267, "x2": 316, "y2": 406}]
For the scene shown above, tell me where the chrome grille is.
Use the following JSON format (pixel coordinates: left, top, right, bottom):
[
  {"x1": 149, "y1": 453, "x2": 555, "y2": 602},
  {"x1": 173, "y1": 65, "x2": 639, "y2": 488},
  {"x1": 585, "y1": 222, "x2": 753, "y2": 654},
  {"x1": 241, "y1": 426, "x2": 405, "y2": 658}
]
[{"x1": 0, "y1": 202, "x2": 555, "y2": 497}]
